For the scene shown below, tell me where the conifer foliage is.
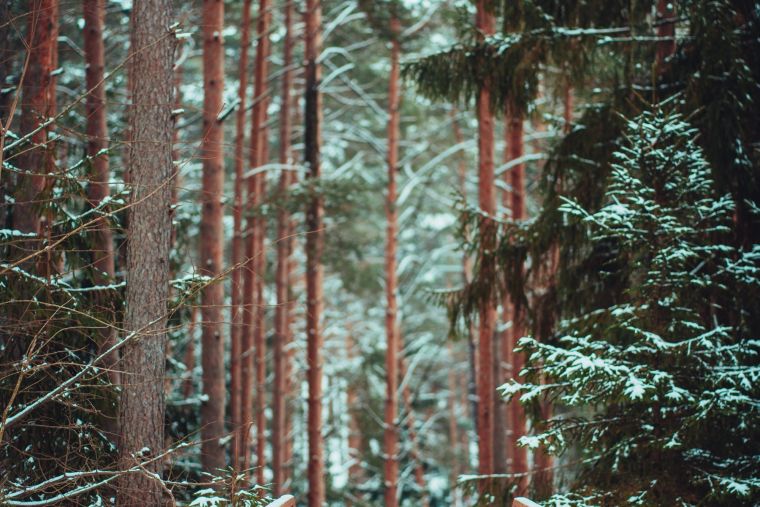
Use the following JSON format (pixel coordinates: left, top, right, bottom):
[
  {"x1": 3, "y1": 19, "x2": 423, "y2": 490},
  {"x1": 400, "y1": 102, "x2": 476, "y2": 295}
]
[{"x1": 508, "y1": 108, "x2": 760, "y2": 505}]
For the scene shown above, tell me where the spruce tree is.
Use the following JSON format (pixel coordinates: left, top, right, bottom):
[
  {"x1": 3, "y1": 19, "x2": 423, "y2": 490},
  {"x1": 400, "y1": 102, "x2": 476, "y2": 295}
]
[{"x1": 506, "y1": 107, "x2": 760, "y2": 505}]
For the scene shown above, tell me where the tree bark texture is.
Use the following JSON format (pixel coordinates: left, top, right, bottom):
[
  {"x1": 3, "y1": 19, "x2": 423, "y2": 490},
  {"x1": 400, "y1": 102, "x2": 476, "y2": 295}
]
[
  {"x1": 83, "y1": 0, "x2": 118, "y2": 391},
  {"x1": 117, "y1": 0, "x2": 174, "y2": 504},
  {"x1": 272, "y1": 0, "x2": 294, "y2": 495},
  {"x1": 383, "y1": 16, "x2": 401, "y2": 507},
  {"x1": 230, "y1": 0, "x2": 252, "y2": 470},
  {"x1": 506, "y1": 103, "x2": 528, "y2": 495},
  {"x1": 15, "y1": 0, "x2": 58, "y2": 240},
  {"x1": 304, "y1": 0, "x2": 325, "y2": 503},
  {"x1": 199, "y1": 0, "x2": 227, "y2": 473}
]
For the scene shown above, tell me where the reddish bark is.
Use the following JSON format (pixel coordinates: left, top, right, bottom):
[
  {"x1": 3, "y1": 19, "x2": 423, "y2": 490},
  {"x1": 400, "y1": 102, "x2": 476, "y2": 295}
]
[
  {"x1": 506, "y1": 103, "x2": 528, "y2": 495},
  {"x1": 242, "y1": 0, "x2": 271, "y2": 477},
  {"x1": 475, "y1": 0, "x2": 497, "y2": 488},
  {"x1": 15, "y1": 0, "x2": 58, "y2": 239},
  {"x1": 117, "y1": 0, "x2": 174, "y2": 502},
  {"x1": 383, "y1": 15, "x2": 402, "y2": 507},
  {"x1": 198, "y1": 0, "x2": 227, "y2": 473},
  {"x1": 230, "y1": 0, "x2": 252, "y2": 470},
  {"x1": 304, "y1": 0, "x2": 325, "y2": 503},
  {"x1": 272, "y1": 0, "x2": 294, "y2": 495},
  {"x1": 83, "y1": 0, "x2": 117, "y2": 389}
]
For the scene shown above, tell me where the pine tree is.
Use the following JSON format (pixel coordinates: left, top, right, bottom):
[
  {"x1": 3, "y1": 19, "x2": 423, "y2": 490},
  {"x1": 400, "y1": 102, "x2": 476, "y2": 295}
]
[
  {"x1": 272, "y1": 0, "x2": 295, "y2": 494},
  {"x1": 304, "y1": 0, "x2": 325, "y2": 503},
  {"x1": 199, "y1": 0, "x2": 227, "y2": 473},
  {"x1": 231, "y1": 0, "x2": 253, "y2": 471},
  {"x1": 117, "y1": 0, "x2": 175, "y2": 503}
]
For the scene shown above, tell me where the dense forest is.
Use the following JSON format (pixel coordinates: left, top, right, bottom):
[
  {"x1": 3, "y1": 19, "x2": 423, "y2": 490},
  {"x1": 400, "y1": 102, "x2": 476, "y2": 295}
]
[{"x1": 1, "y1": 0, "x2": 758, "y2": 506}]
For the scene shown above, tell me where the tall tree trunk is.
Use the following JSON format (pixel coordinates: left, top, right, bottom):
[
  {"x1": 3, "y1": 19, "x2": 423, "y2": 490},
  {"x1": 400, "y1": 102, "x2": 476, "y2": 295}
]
[
  {"x1": 230, "y1": 0, "x2": 252, "y2": 470},
  {"x1": 15, "y1": 0, "x2": 57, "y2": 241},
  {"x1": 242, "y1": 0, "x2": 271, "y2": 477},
  {"x1": 272, "y1": 0, "x2": 294, "y2": 494},
  {"x1": 506, "y1": 102, "x2": 528, "y2": 495},
  {"x1": 383, "y1": 15, "x2": 401, "y2": 507},
  {"x1": 253, "y1": 2, "x2": 272, "y2": 486},
  {"x1": 474, "y1": 0, "x2": 496, "y2": 488},
  {"x1": 117, "y1": 0, "x2": 174, "y2": 504},
  {"x1": 199, "y1": 0, "x2": 226, "y2": 473},
  {"x1": 83, "y1": 0, "x2": 117, "y2": 389},
  {"x1": 304, "y1": 0, "x2": 325, "y2": 503}
]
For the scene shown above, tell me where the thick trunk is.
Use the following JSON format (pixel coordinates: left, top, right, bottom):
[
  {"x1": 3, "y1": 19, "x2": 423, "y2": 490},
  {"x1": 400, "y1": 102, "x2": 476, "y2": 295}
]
[
  {"x1": 83, "y1": 0, "x2": 117, "y2": 390},
  {"x1": 117, "y1": 0, "x2": 174, "y2": 504},
  {"x1": 383, "y1": 16, "x2": 401, "y2": 507},
  {"x1": 272, "y1": 0, "x2": 294, "y2": 495},
  {"x1": 199, "y1": 0, "x2": 227, "y2": 473},
  {"x1": 474, "y1": 0, "x2": 496, "y2": 487},
  {"x1": 230, "y1": 0, "x2": 252, "y2": 470},
  {"x1": 506, "y1": 103, "x2": 528, "y2": 495},
  {"x1": 15, "y1": 0, "x2": 57, "y2": 240},
  {"x1": 304, "y1": 0, "x2": 325, "y2": 504}
]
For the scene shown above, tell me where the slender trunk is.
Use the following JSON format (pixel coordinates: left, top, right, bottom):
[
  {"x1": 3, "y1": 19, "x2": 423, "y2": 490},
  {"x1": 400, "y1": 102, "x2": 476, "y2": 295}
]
[
  {"x1": 383, "y1": 15, "x2": 402, "y2": 507},
  {"x1": 230, "y1": 0, "x2": 252, "y2": 470},
  {"x1": 117, "y1": 0, "x2": 174, "y2": 503},
  {"x1": 242, "y1": 0, "x2": 271, "y2": 477},
  {"x1": 474, "y1": 0, "x2": 496, "y2": 488},
  {"x1": 272, "y1": 0, "x2": 294, "y2": 494},
  {"x1": 15, "y1": 0, "x2": 57, "y2": 240},
  {"x1": 304, "y1": 0, "x2": 325, "y2": 503},
  {"x1": 198, "y1": 0, "x2": 227, "y2": 473},
  {"x1": 83, "y1": 0, "x2": 117, "y2": 390},
  {"x1": 506, "y1": 102, "x2": 528, "y2": 495},
  {"x1": 253, "y1": 3, "x2": 272, "y2": 487}
]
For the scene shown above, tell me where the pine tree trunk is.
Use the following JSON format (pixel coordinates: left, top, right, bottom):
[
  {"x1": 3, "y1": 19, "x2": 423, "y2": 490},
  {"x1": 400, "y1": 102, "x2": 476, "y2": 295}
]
[
  {"x1": 474, "y1": 0, "x2": 496, "y2": 488},
  {"x1": 198, "y1": 0, "x2": 227, "y2": 473},
  {"x1": 254, "y1": 3, "x2": 272, "y2": 486},
  {"x1": 383, "y1": 15, "x2": 402, "y2": 507},
  {"x1": 15, "y1": 0, "x2": 58, "y2": 241},
  {"x1": 242, "y1": 0, "x2": 271, "y2": 477},
  {"x1": 83, "y1": 0, "x2": 117, "y2": 390},
  {"x1": 506, "y1": 102, "x2": 528, "y2": 495},
  {"x1": 272, "y1": 0, "x2": 294, "y2": 494},
  {"x1": 117, "y1": 0, "x2": 174, "y2": 503},
  {"x1": 304, "y1": 0, "x2": 325, "y2": 503},
  {"x1": 230, "y1": 0, "x2": 252, "y2": 470}
]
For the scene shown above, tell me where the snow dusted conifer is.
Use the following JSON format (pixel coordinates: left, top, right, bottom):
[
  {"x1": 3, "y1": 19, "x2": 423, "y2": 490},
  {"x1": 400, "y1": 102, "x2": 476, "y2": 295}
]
[{"x1": 506, "y1": 107, "x2": 760, "y2": 505}]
